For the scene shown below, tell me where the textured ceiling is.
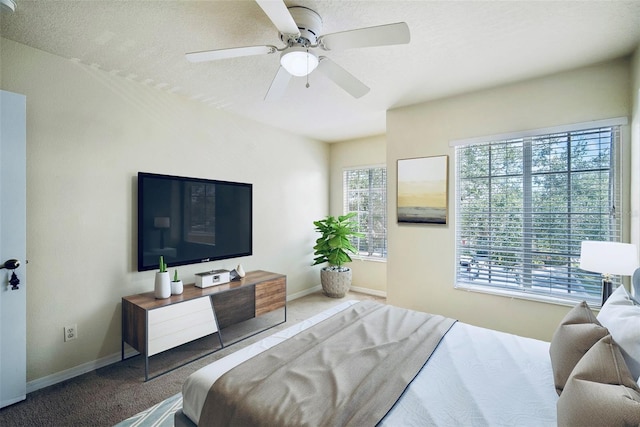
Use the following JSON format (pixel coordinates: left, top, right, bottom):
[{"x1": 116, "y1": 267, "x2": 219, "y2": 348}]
[{"x1": 2, "y1": 0, "x2": 640, "y2": 142}]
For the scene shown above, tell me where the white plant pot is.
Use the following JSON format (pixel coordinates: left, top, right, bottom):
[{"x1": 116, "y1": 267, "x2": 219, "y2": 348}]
[
  {"x1": 320, "y1": 267, "x2": 352, "y2": 298},
  {"x1": 154, "y1": 271, "x2": 171, "y2": 299},
  {"x1": 171, "y1": 280, "x2": 183, "y2": 295}
]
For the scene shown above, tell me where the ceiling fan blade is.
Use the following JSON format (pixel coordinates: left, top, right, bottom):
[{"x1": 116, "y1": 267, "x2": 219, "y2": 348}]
[
  {"x1": 186, "y1": 45, "x2": 277, "y2": 63},
  {"x1": 264, "y1": 66, "x2": 292, "y2": 101},
  {"x1": 255, "y1": 0, "x2": 300, "y2": 38},
  {"x1": 317, "y1": 57, "x2": 370, "y2": 99},
  {"x1": 318, "y1": 22, "x2": 410, "y2": 51}
]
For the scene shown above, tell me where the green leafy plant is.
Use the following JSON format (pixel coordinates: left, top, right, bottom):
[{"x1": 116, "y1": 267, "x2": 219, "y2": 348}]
[
  {"x1": 173, "y1": 269, "x2": 179, "y2": 282},
  {"x1": 158, "y1": 256, "x2": 167, "y2": 273},
  {"x1": 313, "y1": 212, "x2": 365, "y2": 270}
]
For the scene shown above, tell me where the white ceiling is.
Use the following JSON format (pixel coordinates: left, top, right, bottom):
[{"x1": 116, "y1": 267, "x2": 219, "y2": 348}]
[{"x1": 2, "y1": 0, "x2": 640, "y2": 142}]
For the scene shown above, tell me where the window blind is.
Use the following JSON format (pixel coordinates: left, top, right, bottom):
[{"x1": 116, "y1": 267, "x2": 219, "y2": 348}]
[
  {"x1": 455, "y1": 125, "x2": 621, "y2": 304},
  {"x1": 343, "y1": 166, "x2": 387, "y2": 259}
]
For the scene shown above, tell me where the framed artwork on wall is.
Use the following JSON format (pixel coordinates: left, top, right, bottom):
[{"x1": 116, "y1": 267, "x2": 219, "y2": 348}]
[{"x1": 397, "y1": 155, "x2": 448, "y2": 224}]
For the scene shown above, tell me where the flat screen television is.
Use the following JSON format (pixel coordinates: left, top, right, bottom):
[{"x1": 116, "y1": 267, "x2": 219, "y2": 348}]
[{"x1": 137, "y1": 172, "x2": 252, "y2": 271}]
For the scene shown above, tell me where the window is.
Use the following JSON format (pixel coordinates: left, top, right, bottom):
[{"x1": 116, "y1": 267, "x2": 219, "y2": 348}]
[
  {"x1": 455, "y1": 121, "x2": 623, "y2": 305},
  {"x1": 343, "y1": 166, "x2": 387, "y2": 259}
]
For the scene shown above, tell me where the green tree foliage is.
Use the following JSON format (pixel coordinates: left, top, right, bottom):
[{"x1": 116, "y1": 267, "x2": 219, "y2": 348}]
[{"x1": 458, "y1": 128, "x2": 616, "y2": 297}]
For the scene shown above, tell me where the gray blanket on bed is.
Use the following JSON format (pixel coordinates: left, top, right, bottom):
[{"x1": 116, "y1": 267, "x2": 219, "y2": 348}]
[{"x1": 199, "y1": 300, "x2": 456, "y2": 427}]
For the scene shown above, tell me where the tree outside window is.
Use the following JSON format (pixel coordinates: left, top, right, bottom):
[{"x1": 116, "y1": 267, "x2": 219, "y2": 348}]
[
  {"x1": 456, "y1": 125, "x2": 621, "y2": 304},
  {"x1": 343, "y1": 167, "x2": 387, "y2": 259}
]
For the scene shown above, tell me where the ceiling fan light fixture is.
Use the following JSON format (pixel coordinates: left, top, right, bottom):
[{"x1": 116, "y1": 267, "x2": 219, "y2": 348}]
[
  {"x1": 280, "y1": 47, "x2": 318, "y2": 77},
  {"x1": 0, "y1": 0, "x2": 16, "y2": 12}
]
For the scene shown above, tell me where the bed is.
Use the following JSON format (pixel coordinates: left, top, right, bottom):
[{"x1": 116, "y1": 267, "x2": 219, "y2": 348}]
[{"x1": 175, "y1": 290, "x2": 640, "y2": 427}]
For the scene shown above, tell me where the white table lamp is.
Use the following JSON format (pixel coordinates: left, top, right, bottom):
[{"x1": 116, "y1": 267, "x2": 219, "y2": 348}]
[
  {"x1": 154, "y1": 217, "x2": 171, "y2": 248},
  {"x1": 579, "y1": 241, "x2": 639, "y2": 304}
]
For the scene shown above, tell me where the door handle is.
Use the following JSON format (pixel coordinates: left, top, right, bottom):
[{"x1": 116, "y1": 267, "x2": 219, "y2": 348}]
[
  {"x1": 1, "y1": 259, "x2": 21, "y2": 290},
  {"x1": 1, "y1": 259, "x2": 20, "y2": 270}
]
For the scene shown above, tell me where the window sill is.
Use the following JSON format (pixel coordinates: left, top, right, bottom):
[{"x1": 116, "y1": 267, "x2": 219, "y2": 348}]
[
  {"x1": 351, "y1": 256, "x2": 387, "y2": 263},
  {"x1": 454, "y1": 282, "x2": 600, "y2": 309}
]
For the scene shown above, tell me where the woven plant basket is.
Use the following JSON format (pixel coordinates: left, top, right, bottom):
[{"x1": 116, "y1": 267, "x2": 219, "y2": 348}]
[{"x1": 320, "y1": 267, "x2": 352, "y2": 298}]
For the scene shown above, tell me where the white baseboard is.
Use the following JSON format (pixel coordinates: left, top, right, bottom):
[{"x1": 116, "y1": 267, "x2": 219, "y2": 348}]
[
  {"x1": 286, "y1": 285, "x2": 322, "y2": 301},
  {"x1": 350, "y1": 286, "x2": 387, "y2": 298},
  {"x1": 287, "y1": 285, "x2": 387, "y2": 301},
  {"x1": 26, "y1": 348, "x2": 139, "y2": 394}
]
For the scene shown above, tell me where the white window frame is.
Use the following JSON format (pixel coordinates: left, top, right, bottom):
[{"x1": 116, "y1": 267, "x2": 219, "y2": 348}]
[
  {"x1": 451, "y1": 118, "x2": 627, "y2": 306},
  {"x1": 343, "y1": 165, "x2": 387, "y2": 261}
]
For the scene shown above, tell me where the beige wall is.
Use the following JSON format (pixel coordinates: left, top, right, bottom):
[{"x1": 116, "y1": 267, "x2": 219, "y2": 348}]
[
  {"x1": 329, "y1": 135, "x2": 387, "y2": 294},
  {"x1": 386, "y1": 58, "x2": 632, "y2": 341},
  {"x1": 1, "y1": 39, "x2": 329, "y2": 382}
]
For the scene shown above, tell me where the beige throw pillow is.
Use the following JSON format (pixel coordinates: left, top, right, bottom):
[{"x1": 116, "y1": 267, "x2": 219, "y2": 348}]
[
  {"x1": 557, "y1": 335, "x2": 640, "y2": 427},
  {"x1": 549, "y1": 301, "x2": 608, "y2": 395}
]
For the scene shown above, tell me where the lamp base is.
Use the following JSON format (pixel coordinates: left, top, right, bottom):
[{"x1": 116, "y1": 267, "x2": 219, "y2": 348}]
[{"x1": 601, "y1": 279, "x2": 613, "y2": 305}]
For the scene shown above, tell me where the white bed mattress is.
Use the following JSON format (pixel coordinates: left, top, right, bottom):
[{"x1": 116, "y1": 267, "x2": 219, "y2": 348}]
[{"x1": 182, "y1": 300, "x2": 557, "y2": 426}]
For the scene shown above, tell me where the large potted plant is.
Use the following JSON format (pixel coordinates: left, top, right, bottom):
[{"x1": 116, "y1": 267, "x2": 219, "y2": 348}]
[{"x1": 313, "y1": 212, "x2": 364, "y2": 298}]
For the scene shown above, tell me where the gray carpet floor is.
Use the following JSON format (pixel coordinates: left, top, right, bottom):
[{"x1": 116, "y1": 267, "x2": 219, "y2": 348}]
[{"x1": 0, "y1": 291, "x2": 384, "y2": 427}]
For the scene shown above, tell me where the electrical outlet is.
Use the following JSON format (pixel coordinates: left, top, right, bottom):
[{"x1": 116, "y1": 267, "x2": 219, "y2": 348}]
[{"x1": 64, "y1": 324, "x2": 77, "y2": 342}]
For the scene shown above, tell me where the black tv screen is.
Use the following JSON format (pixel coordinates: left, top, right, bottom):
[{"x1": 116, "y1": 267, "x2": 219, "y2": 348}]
[{"x1": 137, "y1": 172, "x2": 252, "y2": 271}]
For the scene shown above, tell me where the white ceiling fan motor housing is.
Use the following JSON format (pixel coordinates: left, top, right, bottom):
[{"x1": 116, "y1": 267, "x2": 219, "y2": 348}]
[{"x1": 280, "y1": 6, "x2": 323, "y2": 46}]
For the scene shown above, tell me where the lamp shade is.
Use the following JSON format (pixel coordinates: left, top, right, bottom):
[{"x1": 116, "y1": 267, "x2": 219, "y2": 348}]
[
  {"x1": 154, "y1": 217, "x2": 170, "y2": 229},
  {"x1": 579, "y1": 241, "x2": 639, "y2": 276},
  {"x1": 280, "y1": 47, "x2": 318, "y2": 77}
]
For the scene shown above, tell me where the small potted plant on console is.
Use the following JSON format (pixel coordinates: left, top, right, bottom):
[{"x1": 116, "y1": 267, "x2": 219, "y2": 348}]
[
  {"x1": 154, "y1": 256, "x2": 171, "y2": 299},
  {"x1": 312, "y1": 212, "x2": 364, "y2": 298},
  {"x1": 171, "y1": 269, "x2": 183, "y2": 295}
]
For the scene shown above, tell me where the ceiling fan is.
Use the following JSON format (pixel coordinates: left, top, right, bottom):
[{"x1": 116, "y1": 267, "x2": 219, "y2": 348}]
[{"x1": 185, "y1": 0, "x2": 410, "y2": 100}]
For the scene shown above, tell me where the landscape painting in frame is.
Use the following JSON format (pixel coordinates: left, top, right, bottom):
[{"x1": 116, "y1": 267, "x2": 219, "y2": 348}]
[{"x1": 397, "y1": 155, "x2": 448, "y2": 224}]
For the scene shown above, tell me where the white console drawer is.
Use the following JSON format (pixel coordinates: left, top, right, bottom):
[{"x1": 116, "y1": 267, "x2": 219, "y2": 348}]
[
  {"x1": 148, "y1": 296, "x2": 213, "y2": 324},
  {"x1": 148, "y1": 297, "x2": 217, "y2": 356}
]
